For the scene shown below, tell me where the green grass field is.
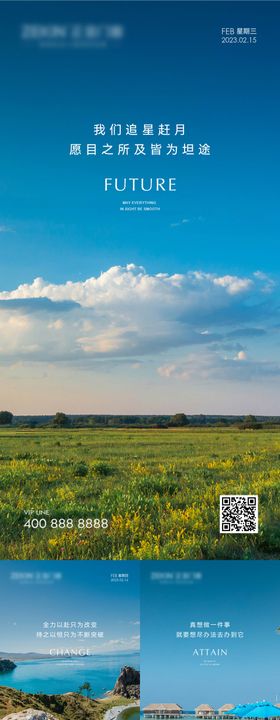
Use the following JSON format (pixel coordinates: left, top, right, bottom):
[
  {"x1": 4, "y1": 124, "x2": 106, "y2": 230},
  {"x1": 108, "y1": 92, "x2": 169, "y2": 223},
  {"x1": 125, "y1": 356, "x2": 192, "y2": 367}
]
[{"x1": 0, "y1": 427, "x2": 279, "y2": 559}]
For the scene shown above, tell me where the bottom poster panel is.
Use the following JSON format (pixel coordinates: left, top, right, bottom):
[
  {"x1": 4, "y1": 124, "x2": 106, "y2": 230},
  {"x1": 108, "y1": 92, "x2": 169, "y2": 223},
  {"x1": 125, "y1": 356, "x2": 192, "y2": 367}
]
[
  {"x1": 141, "y1": 561, "x2": 280, "y2": 716},
  {"x1": 0, "y1": 561, "x2": 140, "y2": 720},
  {"x1": 0, "y1": 561, "x2": 280, "y2": 720}
]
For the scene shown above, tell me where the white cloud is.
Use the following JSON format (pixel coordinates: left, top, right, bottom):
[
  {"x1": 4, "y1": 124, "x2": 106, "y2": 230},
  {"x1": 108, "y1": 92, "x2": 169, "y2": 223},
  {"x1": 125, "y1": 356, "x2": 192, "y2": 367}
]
[
  {"x1": 89, "y1": 635, "x2": 140, "y2": 653},
  {"x1": 212, "y1": 275, "x2": 252, "y2": 295},
  {"x1": 158, "y1": 363, "x2": 178, "y2": 378},
  {"x1": 158, "y1": 351, "x2": 280, "y2": 383},
  {"x1": 47, "y1": 319, "x2": 64, "y2": 330},
  {"x1": 0, "y1": 225, "x2": 15, "y2": 233},
  {"x1": 253, "y1": 270, "x2": 276, "y2": 293},
  {"x1": 234, "y1": 350, "x2": 247, "y2": 361},
  {"x1": 170, "y1": 218, "x2": 190, "y2": 228},
  {"x1": 0, "y1": 265, "x2": 277, "y2": 376},
  {"x1": 0, "y1": 265, "x2": 254, "y2": 306}
]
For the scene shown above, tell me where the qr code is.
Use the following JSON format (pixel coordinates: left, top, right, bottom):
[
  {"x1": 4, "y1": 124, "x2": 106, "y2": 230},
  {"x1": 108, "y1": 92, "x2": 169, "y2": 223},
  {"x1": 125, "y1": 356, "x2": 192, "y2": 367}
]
[{"x1": 220, "y1": 495, "x2": 258, "y2": 533}]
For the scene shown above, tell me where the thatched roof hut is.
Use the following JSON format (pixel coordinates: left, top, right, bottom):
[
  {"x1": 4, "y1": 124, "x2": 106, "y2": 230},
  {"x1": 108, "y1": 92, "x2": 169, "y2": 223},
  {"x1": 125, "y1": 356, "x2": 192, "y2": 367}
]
[
  {"x1": 195, "y1": 705, "x2": 215, "y2": 717},
  {"x1": 143, "y1": 705, "x2": 183, "y2": 717},
  {"x1": 219, "y1": 706, "x2": 235, "y2": 715}
]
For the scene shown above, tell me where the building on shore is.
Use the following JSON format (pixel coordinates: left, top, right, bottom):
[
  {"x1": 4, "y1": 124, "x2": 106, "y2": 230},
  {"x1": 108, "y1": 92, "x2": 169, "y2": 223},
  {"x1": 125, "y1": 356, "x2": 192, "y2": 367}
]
[{"x1": 143, "y1": 704, "x2": 183, "y2": 718}]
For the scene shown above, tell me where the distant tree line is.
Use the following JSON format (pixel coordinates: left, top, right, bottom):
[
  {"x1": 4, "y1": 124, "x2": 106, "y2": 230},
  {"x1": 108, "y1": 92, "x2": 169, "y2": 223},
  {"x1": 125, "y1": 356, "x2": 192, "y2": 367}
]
[
  {"x1": 0, "y1": 411, "x2": 13, "y2": 425},
  {"x1": 1, "y1": 409, "x2": 280, "y2": 430}
]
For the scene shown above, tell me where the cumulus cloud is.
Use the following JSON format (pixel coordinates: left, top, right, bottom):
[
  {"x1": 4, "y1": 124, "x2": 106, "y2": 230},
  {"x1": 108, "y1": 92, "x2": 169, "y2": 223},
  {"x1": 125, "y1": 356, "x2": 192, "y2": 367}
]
[
  {"x1": 0, "y1": 265, "x2": 255, "y2": 306},
  {"x1": 212, "y1": 275, "x2": 253, "y2": 295},
  {"x1": 0, "y1": 265, "x2": 277, "y2": 377}
]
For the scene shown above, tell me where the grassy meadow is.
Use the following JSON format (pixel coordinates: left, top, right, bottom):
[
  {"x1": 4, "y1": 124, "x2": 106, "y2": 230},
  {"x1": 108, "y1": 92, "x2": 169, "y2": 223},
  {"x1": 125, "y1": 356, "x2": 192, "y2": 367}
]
[
  {"x1": 0, "y1": 427, "x2": 279, "y2": 559},
  {"x1": 0, "y1": 686, "x2": 136, "y2": 720}
]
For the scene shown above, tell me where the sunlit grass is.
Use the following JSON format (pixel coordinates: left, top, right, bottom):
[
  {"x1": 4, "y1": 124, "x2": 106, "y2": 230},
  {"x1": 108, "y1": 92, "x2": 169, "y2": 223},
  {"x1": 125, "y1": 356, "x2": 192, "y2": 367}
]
[{"x1": 0, "y1": 428, "x2": 279, "y2": 559}]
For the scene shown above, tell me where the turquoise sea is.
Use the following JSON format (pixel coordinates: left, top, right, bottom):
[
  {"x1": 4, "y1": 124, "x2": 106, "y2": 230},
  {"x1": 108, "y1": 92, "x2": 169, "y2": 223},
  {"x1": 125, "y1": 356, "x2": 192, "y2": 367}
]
[{"x1": 0, "y1": 652, "x2": 140, "y2": 697}]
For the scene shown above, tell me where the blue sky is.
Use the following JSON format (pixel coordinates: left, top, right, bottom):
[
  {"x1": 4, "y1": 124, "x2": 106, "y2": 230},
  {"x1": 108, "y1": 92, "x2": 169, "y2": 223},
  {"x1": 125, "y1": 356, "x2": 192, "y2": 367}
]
[
  {"x1": 0, "y1": 560, "x2": 140, "y2": 653},
  {"x1": 0, "y1": 2, "x2": 279, "y2": 413},
  {"x1": 141, "y1": 561, "x2": 280, "y2": 709}
]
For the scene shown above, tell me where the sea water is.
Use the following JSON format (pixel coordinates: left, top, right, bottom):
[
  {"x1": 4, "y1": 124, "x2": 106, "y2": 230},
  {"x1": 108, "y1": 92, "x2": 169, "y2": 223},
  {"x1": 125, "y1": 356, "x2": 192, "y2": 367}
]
[
  {"x1": 0, "y1": 652, "x2": 140, "y2": 696},
  {"x1": 120, "y1": 708, "x2": 140, "y2": 720}
]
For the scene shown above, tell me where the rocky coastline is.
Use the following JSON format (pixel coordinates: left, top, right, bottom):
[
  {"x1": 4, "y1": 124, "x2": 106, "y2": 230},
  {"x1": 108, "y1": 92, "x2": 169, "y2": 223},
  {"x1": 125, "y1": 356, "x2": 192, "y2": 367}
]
[{"x1": 0, "y1": 659, "x2": 16, "y2": 674}]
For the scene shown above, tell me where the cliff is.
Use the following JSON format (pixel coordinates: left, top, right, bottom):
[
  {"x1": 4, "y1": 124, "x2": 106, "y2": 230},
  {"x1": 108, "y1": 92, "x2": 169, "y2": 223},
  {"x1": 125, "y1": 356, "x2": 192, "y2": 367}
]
[
  {"x1": 112, "y1": 667, "x2": 140, "y2": 699},
  {"x1": 0, "y1": 660, "x2": 16, "y2": 674}
]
